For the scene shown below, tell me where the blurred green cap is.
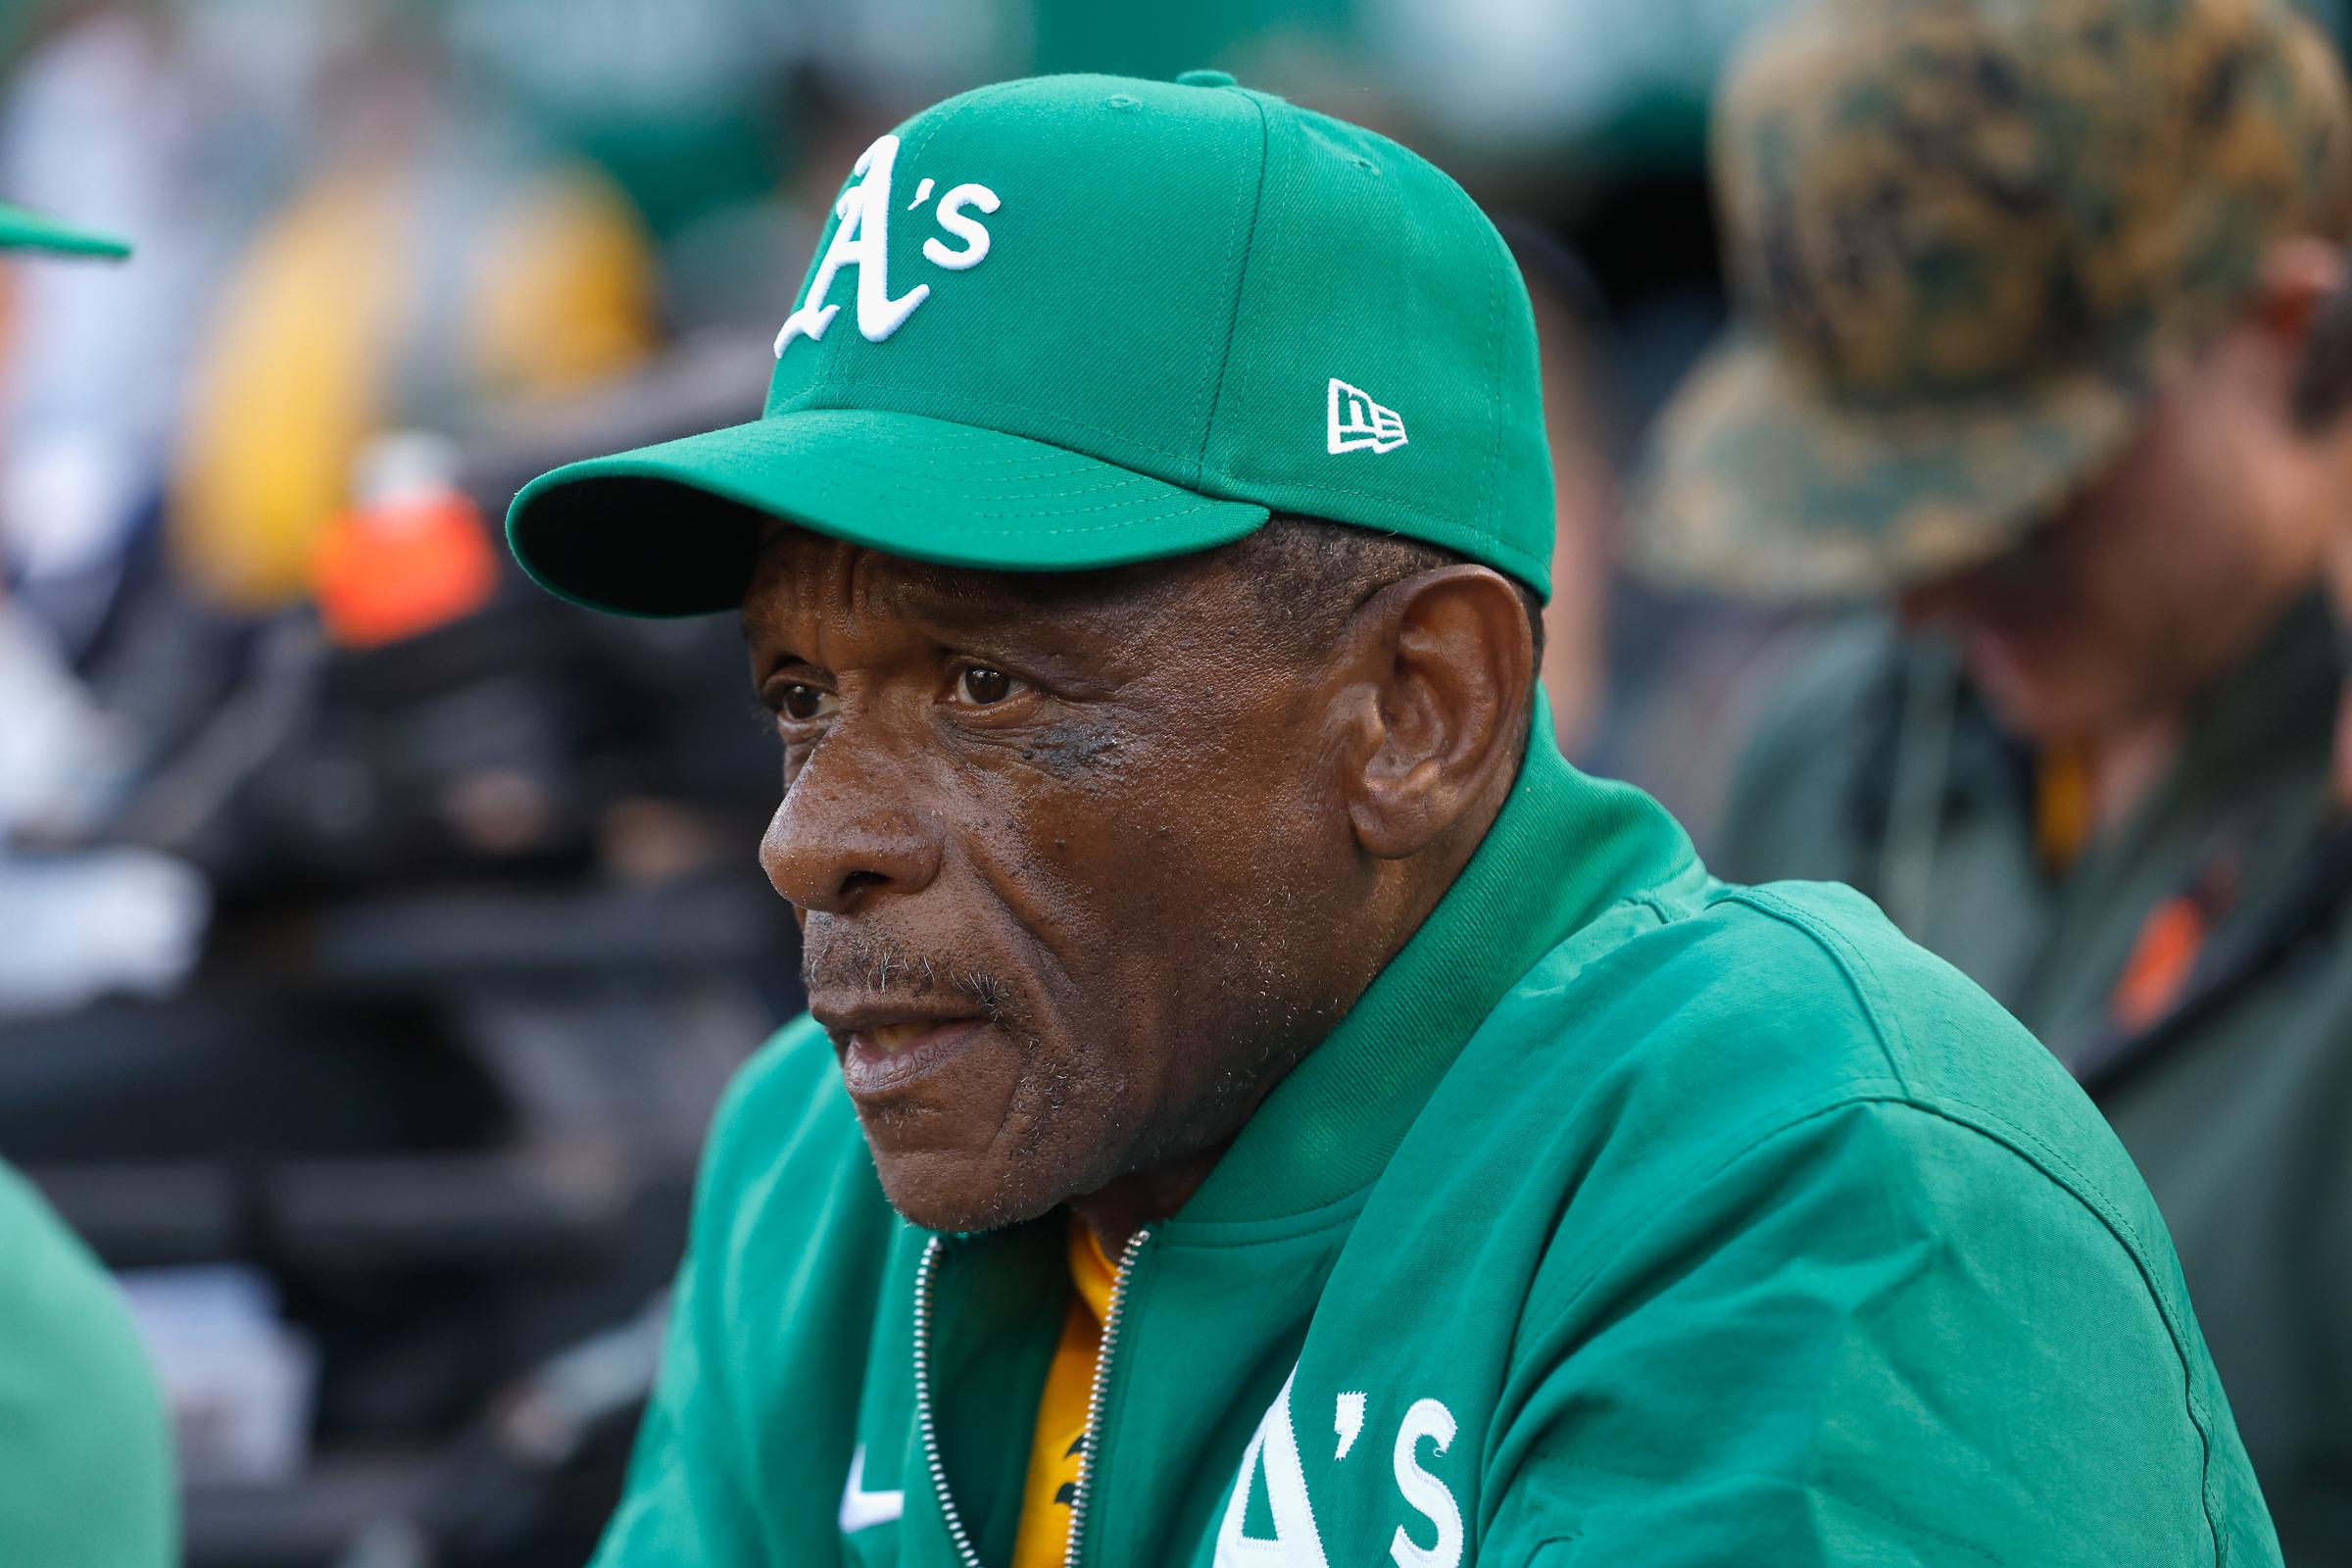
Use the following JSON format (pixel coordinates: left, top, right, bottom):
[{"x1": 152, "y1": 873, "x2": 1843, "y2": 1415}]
[
  {"x1": 0, "y1": 202, "x2": 130, "y2": 260},
  {"x1": 507, "y1": 71, "x2": 1552, "y2": 615},
  {"x1": 1635, "y1": 0, "x2": 2352, "y2": 601}
]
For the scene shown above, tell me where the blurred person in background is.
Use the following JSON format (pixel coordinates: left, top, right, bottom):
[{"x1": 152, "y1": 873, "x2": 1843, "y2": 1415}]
[
  {"x1": 1637, "y1": 0, "x2": 2352, "y2": 1552},
  {"x1": 0, "y1": 10, "x2": 802, "y2": 1561},
  {"x1": 0, "y1": 0, "x2": 296, "y2": 648},
  {"x1": 1496, "y1": 220, "x2": 1616, "y2": 758},
  {"x1": 170, "y1": 3, "x2": 659, "y2": 618},
  {"x1": 0, "y1": 6, "x2": 216, "y2": 1018},
  {"x1": 1503, "y1": 218, "x2": 1793, "y2": 841},
  {"x1": 0, "y1": 200, "x2": 175, "y2": 1568}
]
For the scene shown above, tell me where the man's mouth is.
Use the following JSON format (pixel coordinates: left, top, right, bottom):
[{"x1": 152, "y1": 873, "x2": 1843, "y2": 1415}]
[
  {"x1": 831, "y1": 1014, "x2": 994, "y2": 1098},
  {"x1": 864, "y1": 1020, "x2": 933, "y2": 1054}
]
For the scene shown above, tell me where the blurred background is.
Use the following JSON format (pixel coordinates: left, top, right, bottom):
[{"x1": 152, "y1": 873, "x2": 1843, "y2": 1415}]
[{"x1": 4, "y1": 1, "x2": 2345, "y2": 1565}]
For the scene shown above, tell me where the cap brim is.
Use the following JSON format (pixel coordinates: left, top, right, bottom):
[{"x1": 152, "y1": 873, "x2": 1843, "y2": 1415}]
[
  {"x1": 507, "y1": 407, "x2": 1273, "y2": 616},
  {"x1": 0, "y1": 203, "x2": 130, "y2": 260},
  {"x1": 1630, "y1": 332, "x2": 2142, "y2": 602}
]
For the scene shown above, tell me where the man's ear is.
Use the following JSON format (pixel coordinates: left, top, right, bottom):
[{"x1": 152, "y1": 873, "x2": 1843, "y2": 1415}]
[{"x1": 1340, "y1": 565, "x2": 1535, "y2": 860}]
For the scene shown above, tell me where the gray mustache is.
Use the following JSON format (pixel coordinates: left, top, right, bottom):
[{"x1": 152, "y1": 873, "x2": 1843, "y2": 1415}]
[{"x1": 800, "y1": 922, "x2": 1012, "y2": 1015}]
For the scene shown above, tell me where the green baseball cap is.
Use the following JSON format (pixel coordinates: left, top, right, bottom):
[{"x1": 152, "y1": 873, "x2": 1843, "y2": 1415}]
[
  {"x1": 0, "y1": 201, "x2": 130, "y2": 260},
  {"x1": 507, "y1": 71, "x2": 1551, "y2": 614},
  {"x1": 1634, "y1": 0, "x2": 2352, "y2": 601}
]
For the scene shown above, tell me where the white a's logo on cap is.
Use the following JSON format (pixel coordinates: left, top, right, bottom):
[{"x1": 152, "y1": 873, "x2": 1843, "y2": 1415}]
[{"x1": 775, "y1": 134, "x2": 1002, "y2": 359}]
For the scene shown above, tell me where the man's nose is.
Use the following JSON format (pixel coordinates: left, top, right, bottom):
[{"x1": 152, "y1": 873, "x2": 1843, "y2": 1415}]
[{"x1": 760, "y1": 739, "x2": 943, "y2": 914}]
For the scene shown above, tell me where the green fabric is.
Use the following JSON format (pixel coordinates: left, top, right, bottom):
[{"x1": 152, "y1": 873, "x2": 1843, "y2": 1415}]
[
  {"x1": 506, "y1": 72, "x2": 1552, "y2": 616},
  {"x1": 0, "y1": 202, "x2": 129, "y2": 260},
  {"x1": 1714, "y1": 591, "x2": 2352, "y2": 1562},
  {"x1": 0, "y1": 1163, "x2": 175, "y2": 1567},
  {"x1": 593, "y1": 714, "x2": 2277, "y2": 1566}
]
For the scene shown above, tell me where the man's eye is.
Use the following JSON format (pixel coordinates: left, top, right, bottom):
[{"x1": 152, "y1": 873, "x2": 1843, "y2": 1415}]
[
  {"x1": 956, "y1": 666, "x2": 1017, "y2": 707},
  {"x1": 777, "y1": 684, "x2": 838, "y2": 721}
]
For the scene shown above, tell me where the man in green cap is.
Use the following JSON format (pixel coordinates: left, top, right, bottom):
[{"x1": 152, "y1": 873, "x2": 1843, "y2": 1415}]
[
  {"x1": 0, "y1": 206, "x2": 178, "y2": 1567},
  {"x1": 513, "y1": 72, "x2": 2281, "y2": 1566},
  {"x1": 1638, "y1": 0, "x2": 2352, "y2": 1555}
]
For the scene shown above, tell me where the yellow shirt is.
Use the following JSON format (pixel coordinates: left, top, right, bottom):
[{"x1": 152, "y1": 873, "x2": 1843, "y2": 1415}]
[{"x1": 1009, "y1": 1218, "x2": 1119, "y2": 1568}]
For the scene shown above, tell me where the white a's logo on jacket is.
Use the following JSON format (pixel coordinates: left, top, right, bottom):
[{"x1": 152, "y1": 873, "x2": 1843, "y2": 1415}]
[
  {"x1": 774, "y1": 133, "x2": 1002, "y2": 358},
  {"x1": 1216, "y1": 1364, "x2": 1464, "y2": 1568}
]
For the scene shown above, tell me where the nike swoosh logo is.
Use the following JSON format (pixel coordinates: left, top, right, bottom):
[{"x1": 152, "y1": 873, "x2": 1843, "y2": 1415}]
[{"x1": 840, "y1": 1445, "x2": 905, "y2": 1533}]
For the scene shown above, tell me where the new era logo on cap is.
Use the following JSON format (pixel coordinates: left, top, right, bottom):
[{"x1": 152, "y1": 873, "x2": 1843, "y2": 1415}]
[{"x1": 1327, "y1": 378, "x2": 1407, "y2": 455}]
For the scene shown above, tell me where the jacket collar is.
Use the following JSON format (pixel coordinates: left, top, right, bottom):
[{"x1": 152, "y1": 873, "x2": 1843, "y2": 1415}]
[{"x1": 1174, "y1": 694, "x2": 1700, "y2": 1226}]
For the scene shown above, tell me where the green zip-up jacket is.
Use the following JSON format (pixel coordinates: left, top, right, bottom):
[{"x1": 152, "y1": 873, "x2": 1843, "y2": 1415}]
[{"x1": 596, "y1": 720, "x2": 2278, "y2": 1568}]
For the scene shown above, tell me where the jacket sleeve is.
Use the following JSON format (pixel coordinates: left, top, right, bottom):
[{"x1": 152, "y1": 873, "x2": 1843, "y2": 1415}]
[
  {"x1": 592, "y1": 1018, "x2": 898, "y2": 1567},
  {"x1": 591, "y1": 1236, "x2": 747, "y2": 1565},
  {"x1": 1479, "y1": 1098, "x2": 2272, "y2": 1568}
]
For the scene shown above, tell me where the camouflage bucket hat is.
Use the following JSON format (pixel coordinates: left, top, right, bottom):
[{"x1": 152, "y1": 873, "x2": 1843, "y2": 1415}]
[{"x1": 1634, "y1": 0, "x2": 2352, "y2": 601}]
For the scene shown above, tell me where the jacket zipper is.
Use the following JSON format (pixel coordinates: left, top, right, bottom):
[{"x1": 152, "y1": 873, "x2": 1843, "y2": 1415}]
[
  {"x1": 1064, "y1": 1227, "x2": 1152, "y2": 1568},
  {"x1": 909, "y1": 1226, "x2": 1153, "y2": 1568},
  {"x1": 911, "y1": 1235, "x2": 985, "y2": 1568}
]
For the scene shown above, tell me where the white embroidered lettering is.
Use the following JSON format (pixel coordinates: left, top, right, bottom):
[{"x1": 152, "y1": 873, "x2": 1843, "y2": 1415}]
[
  {"x1": 1216, "y1": 1366, "x2": 1332, "y2": 1567},
  {"x1": 1388, "y1": 1399, "x2": 1463, "y2": 1568},
  {"x1": 1334, "y1": 1392, "x2": 1366, "y2": 1460},
  {"x1": 923, "y1": 183, "x2": 1001, "y2": 270},
  {"x1": 773, "y1": 134, "x2": 931, "y2": 358}
]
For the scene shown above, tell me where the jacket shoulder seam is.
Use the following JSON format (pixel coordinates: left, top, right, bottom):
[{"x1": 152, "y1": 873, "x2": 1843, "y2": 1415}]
[
  {"x1": 1886, "y1": 1092, "x2": 2230, "y2": 1565},
  {"x1": 1706, "y1": 885, "x2": 1914, "y2": 1093}
]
